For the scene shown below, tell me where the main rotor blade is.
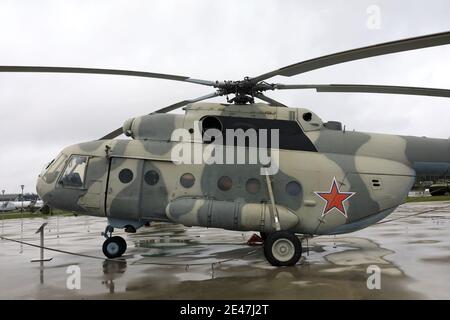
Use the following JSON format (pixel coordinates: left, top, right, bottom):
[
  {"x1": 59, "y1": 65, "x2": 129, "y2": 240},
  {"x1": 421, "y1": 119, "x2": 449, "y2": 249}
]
[
  {"x1": 100, "y1": 127, "x2": 124, "y2": 140},
  {"x1": 254, "y1": 92, "x2": 287, "y2": 107},
  {"x1": 99, "y1": 92, "x2": 219, "y2": 140},
  {"x1": 274, "y1": 84, "x2": 450, "y2": 98},
  {"x1": 251, "y1": 31, "x2": 450, "y2": 82},
  {"x1": 152, "y1": 92, "x2": 220, "y2": 114},
  {"x1": 0, "y1": 66, "x2": 215, "y2": 86}
]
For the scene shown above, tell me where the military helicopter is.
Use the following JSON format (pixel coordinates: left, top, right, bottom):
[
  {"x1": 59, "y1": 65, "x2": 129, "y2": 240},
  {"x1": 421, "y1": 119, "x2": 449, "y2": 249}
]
[{"x1": 1, "y1": 31, "x2": 449, "y2": 266}]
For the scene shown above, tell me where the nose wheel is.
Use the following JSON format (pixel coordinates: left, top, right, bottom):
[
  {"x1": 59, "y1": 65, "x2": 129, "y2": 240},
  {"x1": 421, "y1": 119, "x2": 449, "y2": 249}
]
[
  {"x1": 263, "y1": 231, "x2": 302, "y2": 266},
  {"x1": 103, "y1": 236, "x2": 127, "y2": 259},
  {"x1": 102, "y1": 225, "x2": 127, "y2": 259}
]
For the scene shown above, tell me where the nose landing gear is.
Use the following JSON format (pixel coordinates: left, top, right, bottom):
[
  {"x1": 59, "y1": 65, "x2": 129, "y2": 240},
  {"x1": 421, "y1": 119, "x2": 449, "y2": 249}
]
[{"x1": 102, "y1": 226, "x2": 127, "y2": 259}]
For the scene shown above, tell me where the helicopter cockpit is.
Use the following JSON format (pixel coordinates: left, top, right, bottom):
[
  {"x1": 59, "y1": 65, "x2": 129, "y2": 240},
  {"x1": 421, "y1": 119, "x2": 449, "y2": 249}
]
[
  {"x1": 37, "y1": 148, "x2": 95, "y2": 212},
  {"x1": 59, "y1": 155, "x2": 88, "y2": 188}
]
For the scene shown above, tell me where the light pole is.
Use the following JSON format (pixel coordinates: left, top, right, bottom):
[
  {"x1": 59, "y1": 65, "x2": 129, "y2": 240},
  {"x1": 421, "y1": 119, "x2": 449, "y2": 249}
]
[{"x1": 20, "y1": 185, "x2": 24, "y2": 213}]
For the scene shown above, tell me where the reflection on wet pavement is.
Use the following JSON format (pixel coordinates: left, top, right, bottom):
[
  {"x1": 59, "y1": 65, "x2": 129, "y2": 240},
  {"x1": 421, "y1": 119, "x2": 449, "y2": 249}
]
[{"x1": 1, "y1": 202, "x2": 449, "y2": 299}]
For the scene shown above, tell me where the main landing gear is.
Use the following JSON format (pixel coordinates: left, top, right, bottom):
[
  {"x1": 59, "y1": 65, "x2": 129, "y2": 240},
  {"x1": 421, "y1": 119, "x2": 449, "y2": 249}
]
[
  {"x1": 102, "y1": 226, "x2": 127, "y2": 259},
  {"x1": 263, "y1": 231, "x2": 302, "y2": 266}
]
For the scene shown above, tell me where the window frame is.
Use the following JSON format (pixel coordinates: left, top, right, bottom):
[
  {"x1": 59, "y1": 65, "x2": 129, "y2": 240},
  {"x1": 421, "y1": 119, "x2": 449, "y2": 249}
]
[{"x1": 57, "y1": 154, "x2": 90, "y2": 190}]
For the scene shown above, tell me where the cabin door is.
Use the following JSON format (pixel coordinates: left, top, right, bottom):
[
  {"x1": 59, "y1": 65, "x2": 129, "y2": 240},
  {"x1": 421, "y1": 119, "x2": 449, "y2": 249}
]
[
  {"x1": 106, "y1": 157, "x2": 144, "y2": 220},
  {"x1": 77, "y1": 156, "x2": 108, "y2": 215}
]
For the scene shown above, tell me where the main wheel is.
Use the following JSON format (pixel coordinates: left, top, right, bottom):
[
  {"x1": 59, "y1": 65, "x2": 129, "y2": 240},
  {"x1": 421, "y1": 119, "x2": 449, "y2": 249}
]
[
  {"x1": 103, "y1": 236, "x2": 127, "y2": 259},
  {"x1": 263, "y1": 231, "x2": 302, "y2": 266}
]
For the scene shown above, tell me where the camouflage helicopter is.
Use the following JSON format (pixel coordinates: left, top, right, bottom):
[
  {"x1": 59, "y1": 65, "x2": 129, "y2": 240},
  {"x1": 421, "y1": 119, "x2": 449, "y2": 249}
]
[{"x1": 1, "y1": 31, "x2": 449, "y2": 266}]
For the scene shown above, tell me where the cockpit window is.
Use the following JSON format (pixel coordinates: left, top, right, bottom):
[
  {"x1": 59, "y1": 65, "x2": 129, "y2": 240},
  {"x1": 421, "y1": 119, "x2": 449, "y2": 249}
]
[
  {"x1": 43, "y1": 153, "x2": 68, "y2": 183},
  {"x1": 59, "y1": 155, "x2": 88, "y2": 188}
]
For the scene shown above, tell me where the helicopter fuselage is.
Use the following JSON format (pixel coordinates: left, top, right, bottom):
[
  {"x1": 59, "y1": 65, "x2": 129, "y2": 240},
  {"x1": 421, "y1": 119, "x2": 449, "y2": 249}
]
[{"x1": 36, "y1": 103, "x2": 450, "y2": 236}]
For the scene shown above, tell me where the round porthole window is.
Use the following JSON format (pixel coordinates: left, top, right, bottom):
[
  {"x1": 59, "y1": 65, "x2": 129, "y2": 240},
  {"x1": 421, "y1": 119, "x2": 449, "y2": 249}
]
[
  {"x1": 246, "y1": 178, "x2": 261, "y2": 194},
  {"x1": 118, "y1": 169, "x2": 133, "y2": 184},
  {"x1": 303, "y1": 112, "x2": 312, "y2": 122},
  {"x1": 180, "y1": 173, "x2": 195, "y2": 188},
  {"x1": 217, "y1": 176, "x2": 232, "y2": 191},
  {"x1": 286, "y1": 181, "x2": 302, "y2": 196},
  {"x1": 144, "y1": 170, "x2": 159, "y2": 185}
]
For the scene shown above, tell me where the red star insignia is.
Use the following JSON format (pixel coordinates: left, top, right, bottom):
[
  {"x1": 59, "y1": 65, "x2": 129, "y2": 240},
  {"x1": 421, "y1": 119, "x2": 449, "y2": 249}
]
[{"x1": 314, "y1": 177, "x2": 355, "y2": 218}]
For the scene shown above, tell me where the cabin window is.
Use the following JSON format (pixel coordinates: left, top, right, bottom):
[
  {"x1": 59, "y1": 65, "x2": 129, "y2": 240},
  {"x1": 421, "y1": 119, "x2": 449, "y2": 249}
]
[
  {"x1": 144, "y1": 170, "x2": 159, "y2": 185},
  {"x1": 118, "y1": 169, "x2": 134, "y2": 184},
  {"x1": 217, "y1": 176, "x2": 233, "y2": 191},
  {"x1": 246, "y1": 178, "x2": 261, "y2": 194},
  {"x1": 286, "y1": 181, "x2": 302, "y2": 196},
  {"x1": 180, "y1": 173, "x2": 195, "y2": 188},
  {"x1": 59, "y1": 155, "x2": 88, "y2": 188}
]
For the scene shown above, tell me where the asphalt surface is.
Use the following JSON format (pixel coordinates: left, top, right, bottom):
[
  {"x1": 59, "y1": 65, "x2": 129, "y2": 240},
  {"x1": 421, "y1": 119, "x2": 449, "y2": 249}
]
[{"x1": 1, "y1": 201, "x2": 450, "y2": 299}]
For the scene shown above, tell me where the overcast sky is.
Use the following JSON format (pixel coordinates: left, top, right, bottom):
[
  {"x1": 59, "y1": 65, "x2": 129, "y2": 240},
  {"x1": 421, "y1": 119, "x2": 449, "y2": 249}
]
[{"x1": 0, "y1": 0, "x2": 449, "y2": 194}]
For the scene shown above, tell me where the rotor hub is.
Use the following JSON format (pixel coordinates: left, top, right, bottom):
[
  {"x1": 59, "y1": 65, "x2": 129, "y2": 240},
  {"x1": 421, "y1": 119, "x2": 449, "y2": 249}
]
[{"x1": 214, "y1": 78, "x2": 275, "y2": 104}]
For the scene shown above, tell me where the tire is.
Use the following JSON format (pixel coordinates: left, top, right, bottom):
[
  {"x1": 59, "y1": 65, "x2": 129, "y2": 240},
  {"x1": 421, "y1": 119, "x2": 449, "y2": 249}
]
[
  {"x1": 263, "y1": 231, "x2": 302, "y2": 266},
  {"x1": 116, "y1": 236, "x2": 127, "y2": 255},
  {"x1": 103, "y1": 236, "x2": 127, "y2": 259}
]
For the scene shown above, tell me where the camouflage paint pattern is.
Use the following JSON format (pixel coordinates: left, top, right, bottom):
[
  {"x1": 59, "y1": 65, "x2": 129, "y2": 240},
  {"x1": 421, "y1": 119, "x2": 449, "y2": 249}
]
[{"x1": 36, "y1": 103, "x2": 450, "y2": 236}]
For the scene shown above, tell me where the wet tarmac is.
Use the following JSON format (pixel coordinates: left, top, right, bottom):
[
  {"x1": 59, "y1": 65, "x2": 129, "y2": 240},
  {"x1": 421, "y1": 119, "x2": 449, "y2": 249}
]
[{"x1": 1, "y1": 201, "x2": 450, "y2": 299}]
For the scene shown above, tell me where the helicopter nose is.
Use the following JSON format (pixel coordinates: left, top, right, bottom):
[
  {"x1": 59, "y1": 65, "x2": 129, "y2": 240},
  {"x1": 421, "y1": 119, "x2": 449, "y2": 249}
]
[
  {"x1": 36, "y1": 175, "x2": 52, "y2": 205},
  {"x1": 36, "y1": 176, "x2": 44, "y2": 198}
]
